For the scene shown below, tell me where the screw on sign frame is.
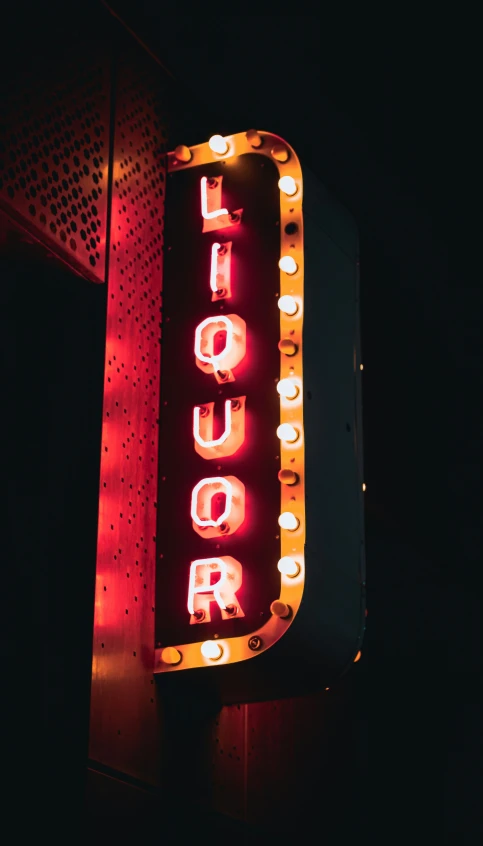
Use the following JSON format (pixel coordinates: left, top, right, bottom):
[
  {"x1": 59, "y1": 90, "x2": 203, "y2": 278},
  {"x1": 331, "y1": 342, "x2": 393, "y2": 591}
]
[{"x1": 156, "y1": 130, "x2": 306, "y2": 673}]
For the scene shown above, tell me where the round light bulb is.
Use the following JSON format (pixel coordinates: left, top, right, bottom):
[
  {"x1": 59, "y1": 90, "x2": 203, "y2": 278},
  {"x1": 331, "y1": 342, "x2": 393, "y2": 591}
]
[
  {"x1": 278, "y1": 338, "x2": 298, "y2": 356},
  {"x1": 278, "y1": 295, "x2": 298, "y2": 316},
  {"x1": 277, "y1": 556, "x2": 301, "y2": 577},
  {"x1": 270, "y1": 600, "x2": 292, "y2": 619},
  {"x1": 161, "y1": 647, "x2": 182, "y2": 665},
  {"x1": 278, "y1": 511, "x2": 299, "y2": 531},
  {"x1": 246, "y1": 129, "x2": 263, "y2": 148},
  {"x1": 278, "y1": 175, "x2": 297, "y2": 196},
  {"x1": 271, "y1": 145, "x2": 289, "y2": 163},
  {"x1": 201, "y1": 640, "x2": 223, "y2": 660},
  {"x1": 276, "y1": 423, "x2": 299, "y2": 443},
  {"x1": 174, "y1": 145, "x2": 192, "y2": 163},
  {"x1": 278, "y1": 469, "x2": 299, "y2": 486},
  {"x1": 209, "y1": 135, "x2": 229, "y2": 155},
  {"x1": 279, "y1": 255, "x2": 298, "y2": 275},
  {"x1": 277, "y1": 379, "x2": 299, "y2": 400}
]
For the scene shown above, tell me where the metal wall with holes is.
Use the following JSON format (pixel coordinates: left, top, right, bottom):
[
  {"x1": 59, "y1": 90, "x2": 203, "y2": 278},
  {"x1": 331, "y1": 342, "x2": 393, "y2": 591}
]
[
  {"x1": 88, "y1": 33, "x2": 168, "y2": 783},
  {"x1": 0, "y1": 32, "x2": 110, "y2": 283},
  {"x1": 0, "y1": 4, "x2": 170, "y2": 791}
]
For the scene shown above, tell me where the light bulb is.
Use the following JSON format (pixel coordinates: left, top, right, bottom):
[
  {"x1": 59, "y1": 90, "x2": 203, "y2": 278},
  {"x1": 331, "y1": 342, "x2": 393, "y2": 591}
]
[
  {"x1": 279, "y1": 255, "x2": 298, "y2": 275},
  {"x1": 277, "y1": 557, "x2": 300, "y2": 577},
  {"x1": 271, "y1": 145, "x2": 289, "y2": 163},
  {"x1": 278, "y1": 175, "x2": 297, "y2": 196},
  {"x1": 201, "y1": 640, "x2": 223, "y2": 660},
  {"x1": 276, "y1": 423, "x2": 299, "y2": 443},
  {"x1": 174, "y1": 145, "x2": 192, "y2": 163},
  {"x1": 354, "y1": 650, "x2": 362, "y2": 663},
  {"x1": 270, "y1": 600, "x2": 292, "y2": 619},
  {"x1": 278, "y1": 338, "x2": 298, "y2": 356},
  {"x1": 246, "y1": 129, "x2": 262, "y2": 148},
  {"x1": 161, "y1": 647, "x2": 182, "y2": 665},
  {"x1": 209, "y1": 135, "x2": 229, "y2": 155},
  {"x1": 278, "y1": 469, "x2": 299, "y2": 486},
  {"x1": 278, "y1": 511, "x2": 299, "y2": 531},
  {"x1": 278, "y1": 295, "x2": 298, "y2": 316},
  {"x1": 277, "y1": 379, "x2": 299, "y2": 400}
]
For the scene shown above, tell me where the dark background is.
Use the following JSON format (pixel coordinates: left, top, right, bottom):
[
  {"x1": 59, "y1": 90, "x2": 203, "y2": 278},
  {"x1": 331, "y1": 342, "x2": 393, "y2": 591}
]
[{"x1": 2, "y1": 4, "x2": 480, "y2": 841}]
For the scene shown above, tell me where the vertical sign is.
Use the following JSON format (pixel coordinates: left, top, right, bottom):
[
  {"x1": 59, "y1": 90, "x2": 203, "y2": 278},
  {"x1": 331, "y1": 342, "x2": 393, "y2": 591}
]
[{"x1": 155, "y1": 132, "x2": 305, "y2": 673}]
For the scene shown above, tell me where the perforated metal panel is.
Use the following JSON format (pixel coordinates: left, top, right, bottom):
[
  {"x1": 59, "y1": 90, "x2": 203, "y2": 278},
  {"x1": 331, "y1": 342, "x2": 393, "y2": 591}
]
[
  {"x1": 0, "y1": 47, "x2": 110, "y2": 283},
  {"x1": 88, "y1": 41, "x2": 168, "y2": 783}
]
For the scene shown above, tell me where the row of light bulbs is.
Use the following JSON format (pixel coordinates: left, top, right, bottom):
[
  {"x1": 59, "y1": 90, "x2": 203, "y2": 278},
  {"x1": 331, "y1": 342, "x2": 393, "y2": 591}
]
[
  {"x1": 200, "y1": 147, "x2": 302, "y2": 659},
  {"x1": 209, "y1": 135, "x2": 301, "y2": 653}
]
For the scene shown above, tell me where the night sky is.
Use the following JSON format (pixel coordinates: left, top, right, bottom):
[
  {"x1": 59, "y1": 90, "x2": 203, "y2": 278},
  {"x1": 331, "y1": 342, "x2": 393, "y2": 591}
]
[{"x1": 3, "y1": 5, "x2": 480, "y2": 840}]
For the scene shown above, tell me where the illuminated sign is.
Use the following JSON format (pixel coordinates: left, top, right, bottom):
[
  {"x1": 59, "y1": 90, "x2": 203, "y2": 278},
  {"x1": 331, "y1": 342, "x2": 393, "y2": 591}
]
[{"x1": 155, "y1": 131, "x2": 365, "y2": 696}]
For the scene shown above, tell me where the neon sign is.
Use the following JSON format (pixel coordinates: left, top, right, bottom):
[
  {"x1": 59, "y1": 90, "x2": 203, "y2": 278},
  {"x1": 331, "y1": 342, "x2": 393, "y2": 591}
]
[{"x1": 155, "y1": 131, "x2": 306, "y2": 673}]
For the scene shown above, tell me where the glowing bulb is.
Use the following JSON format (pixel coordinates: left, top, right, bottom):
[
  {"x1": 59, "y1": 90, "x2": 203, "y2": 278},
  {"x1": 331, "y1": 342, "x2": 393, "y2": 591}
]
[
  {"x1": 278, "y1": 295, "x2": 298, "y2": 316},
  {"x1": 278, "y1": 175, "x2": 297, "y2": 196},
  {"x1": 362, "y1": 483, "x2": 366, "y2": 492},
  {"x1": 278, "y1": 511, "x2": 299, "y2": 531},
  {"x1": 276, "y1": 423, "x2": 299, "y2": 443},
  {"x1": 277, "y1": 379, "x2": 299, "y2": 400},
  {"x1": 279, "y1": 255, "x2": 298, "y2": 275},
  {"x1": 201, "y1": 640, "x2": 223, "y2": 661},
  {"x1": 277, "y1": 556, "x2": 300, "y2": 577},
  {"x1": 209, "y1": 135, "x2": 229, "y2": 155},
  {"x1": 360, "y1": 364, "x2": 364, "y2": 371},
  {"x1": 354, "y1": 650, "x2": 362, "y2": 663}
]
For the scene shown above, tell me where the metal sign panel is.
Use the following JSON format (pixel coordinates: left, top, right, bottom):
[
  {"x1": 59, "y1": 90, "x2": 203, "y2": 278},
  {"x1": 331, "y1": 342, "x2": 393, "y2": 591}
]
[{"x1": 154, "y1": 130, "x2": 364, "y2": 702}]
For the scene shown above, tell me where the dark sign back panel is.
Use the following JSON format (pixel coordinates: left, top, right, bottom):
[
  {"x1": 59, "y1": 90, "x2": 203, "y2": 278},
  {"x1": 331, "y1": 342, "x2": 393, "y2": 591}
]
[{"x1": 156, "y1": 154, "x2": 282, "y2": 648}]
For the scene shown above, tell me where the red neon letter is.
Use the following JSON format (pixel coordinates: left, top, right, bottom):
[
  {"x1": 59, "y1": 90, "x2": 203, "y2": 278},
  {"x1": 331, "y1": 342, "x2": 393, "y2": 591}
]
[
  {"x1": 194, "y1": 314, "x2": 246, "y2": 383},
  {"x1": 210, "y1": 241, "x2": 232, "y2": 301},
  {"x1": 193, "y1": 397, "x2": 246, "y2": 459},
  {"x1": 188, "y1": 556, "x2": 244, "y2": 623},
  {"x1": 190, "y1": 475, "x2": 245, "y2": 538},
  {"x1": 200, "y1": 176, "x2": 242, "y2": 233}
]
